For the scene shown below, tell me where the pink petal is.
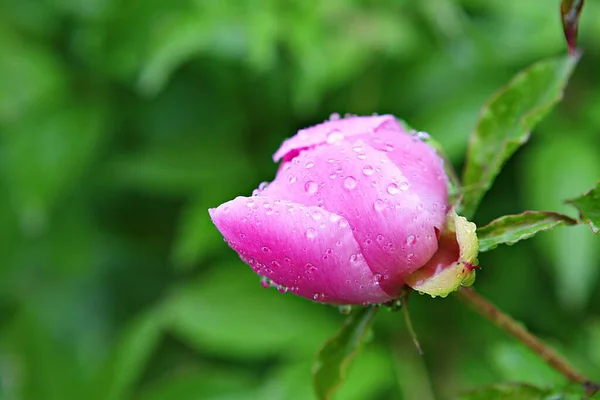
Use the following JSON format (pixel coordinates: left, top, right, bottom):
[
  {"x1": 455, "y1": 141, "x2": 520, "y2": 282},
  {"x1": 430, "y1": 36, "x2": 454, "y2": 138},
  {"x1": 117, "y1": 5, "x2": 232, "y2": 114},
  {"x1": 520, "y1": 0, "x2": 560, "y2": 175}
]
[
  {"x1": 356, "y1": 129, "x2": 449, "y2": 222},
  {"x1": 261, "y1": 135, "x2": 447, "y2": 297},
  {"x1": 209, "y1": 195, "x2": 392, "y2": 305},
  {"x1": 273, "y1": 115, "x2": 404, "y2": 163}
]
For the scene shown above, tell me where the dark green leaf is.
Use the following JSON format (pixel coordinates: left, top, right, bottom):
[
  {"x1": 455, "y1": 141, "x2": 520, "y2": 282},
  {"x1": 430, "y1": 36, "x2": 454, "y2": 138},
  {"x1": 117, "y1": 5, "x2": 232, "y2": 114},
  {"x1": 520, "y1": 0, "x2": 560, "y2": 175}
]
[
  {"x1": 460, "y1": 54, "x2": 579, "y2": 219},
  {"x1": 561, "y1": 0, "x2": 585, "y2": 55},
  {"x1": 566, "y1": 181, "x2": 600, "y2": 233},
  {"x1": 477, "y1": 211, "x2": 578, "y2": 252},
  {"x1": 313, "y1": 307, "x2": 378, "y2": 400}
]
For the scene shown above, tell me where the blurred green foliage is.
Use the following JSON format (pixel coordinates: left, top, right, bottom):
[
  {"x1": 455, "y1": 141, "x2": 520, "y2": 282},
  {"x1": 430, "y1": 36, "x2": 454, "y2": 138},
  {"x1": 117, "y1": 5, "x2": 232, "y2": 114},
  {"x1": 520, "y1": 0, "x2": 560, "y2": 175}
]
[{"x1": 0, "y1": 0, "x2": 599, "y2": 399}]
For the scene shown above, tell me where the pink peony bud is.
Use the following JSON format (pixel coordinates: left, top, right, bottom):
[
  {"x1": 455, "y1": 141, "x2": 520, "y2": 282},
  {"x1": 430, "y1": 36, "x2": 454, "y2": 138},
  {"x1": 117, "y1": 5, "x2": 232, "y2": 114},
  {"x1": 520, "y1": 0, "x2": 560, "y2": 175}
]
[{"x1": 209, "y1": 115, "x2": 478, "y2": 305}]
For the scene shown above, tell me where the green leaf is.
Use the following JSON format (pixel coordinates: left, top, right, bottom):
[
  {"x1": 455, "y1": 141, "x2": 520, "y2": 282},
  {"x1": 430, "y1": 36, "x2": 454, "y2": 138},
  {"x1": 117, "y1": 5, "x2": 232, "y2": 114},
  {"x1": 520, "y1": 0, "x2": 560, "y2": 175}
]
[
  {"x1": 477, "y1": 211, "x2": 578, "y2": 252},
  {"x1": 91, "y1": 311, "x2": 165, "y2": 400},
  {"x1": 134, "y1": 367, "x2": 258, "y2": 400},
  {"x1": 520, "y1": 136, "x2": 600, "y2": 310},
  {"x1": 566, "y1": 181, "x2": 600, "y2": 233},
  {"x1": 312, "y1": 307, "x2": 378, "y2": 400},
  {"x1": 561, "y1": 0, "x2": 585, "y2": 55},
  {"x1": 459, "y1": 383, "x2": 556, "y2": 400},
  {"x1": 460, "y1": 54, "x2": 580, "y2": 219},
  {"x1": 162, "y1": 266, "x2": 339, "y2": 360}
]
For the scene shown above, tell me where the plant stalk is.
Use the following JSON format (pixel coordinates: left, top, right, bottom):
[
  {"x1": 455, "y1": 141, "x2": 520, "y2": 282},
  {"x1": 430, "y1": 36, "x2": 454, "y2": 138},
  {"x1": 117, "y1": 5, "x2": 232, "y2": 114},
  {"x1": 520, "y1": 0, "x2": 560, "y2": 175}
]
[{"x1": 456, "y1": 286, "x2": 599, "y2": 397}]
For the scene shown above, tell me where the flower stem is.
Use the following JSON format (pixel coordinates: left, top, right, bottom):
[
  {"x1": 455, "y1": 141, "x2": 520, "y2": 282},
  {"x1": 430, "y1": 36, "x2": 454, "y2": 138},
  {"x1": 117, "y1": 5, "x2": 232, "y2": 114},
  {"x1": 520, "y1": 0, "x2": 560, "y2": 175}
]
[{"x1": 456, "y1": 286, "x2": 599, "y2": 397}]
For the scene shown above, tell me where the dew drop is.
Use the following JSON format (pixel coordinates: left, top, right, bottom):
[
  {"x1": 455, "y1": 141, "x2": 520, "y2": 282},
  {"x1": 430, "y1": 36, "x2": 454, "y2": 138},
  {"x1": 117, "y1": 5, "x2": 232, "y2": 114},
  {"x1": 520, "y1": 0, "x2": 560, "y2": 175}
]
[
  {"x1": 329, "y1": 112, "x2": 341, "y2": 121},
  {"x1": 353, "y1": 145, "x2": 363, "y2": 153},
  {"x1": 278, "y1": 286, "x2": 288, "y2": 293},
  {"x1": 338, "y1": 305, "x2": 352, "y2": 315},
  {"x1": 349, "y1": 253, "x2": 359, "y2": 263},
  {"x1": 344, "y1": 176, "x2": 357, "y2": 190},
  {"x1": 260, "y1": 277, "x2": 270, "y2": 288},
  {"x1": 406, "y1": 235, "x2": 416, "y2": 246},
  {"x1": 288, "y1": 175, "x2": 297, "y2": 184},
  {"x1": 373, "y1": 199, "x2": 386, "y2": 212},
  {"x1": 305, "y1": 161, "x2": 315, "y2": 169},
  {"x1": 362, "y1": 165, "x2": 374, "y2": 176},
  {"x1": 264, "y1": 207, "x2": 274, "y2": 215},
  {"x1": 338, "y1": 218, "x2": 349, "y2": 228},
  {"x1": 399, "y1": 181, "x2": 409, "y2": 191},
  {"x1": 304, "y1": 181, "x2": 318, "y2": 195},
  {"x1": 384, "y1": 143, "x2": 394, "y2": 152},
  {"x1": 305, "y1": 228, "x2": 317, "y2": 239},
  {"x1": 387, "y1": 183, "x2": 400, "y2": 195},
  {"x1": 326, "y1": 130, "x2": 344, "y2": 143},
  {"x1": 246, "y1": 198, "x2": 255, "y2": 208},
  {"x1": 373, "y1": 273, "x2": 383, "y2": 285},
  {"x1": 311, "y1": 211, "x2": 322, "y2": 221},
  {"x1": 313, "y1": 293, "x2": 325, "y2": 301},
  {"x1": 356, "y1": 153, "x2": 366, "y2": 160},
  {"x1": 261, "y1": 246, "x2": 270, "y2": 253}
]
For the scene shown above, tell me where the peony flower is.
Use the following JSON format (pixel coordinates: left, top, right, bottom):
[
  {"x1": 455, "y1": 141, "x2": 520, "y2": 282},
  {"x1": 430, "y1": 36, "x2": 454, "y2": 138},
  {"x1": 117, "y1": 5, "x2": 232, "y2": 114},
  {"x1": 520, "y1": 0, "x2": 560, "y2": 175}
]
[{"x1": 209, "y1": 114, "x2": 478, "y2": 305}]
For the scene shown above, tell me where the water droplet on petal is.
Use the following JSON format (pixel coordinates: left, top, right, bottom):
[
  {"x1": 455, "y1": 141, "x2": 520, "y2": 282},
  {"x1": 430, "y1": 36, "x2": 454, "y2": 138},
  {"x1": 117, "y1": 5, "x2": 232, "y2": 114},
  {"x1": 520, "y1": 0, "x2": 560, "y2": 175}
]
[
  {"x1": 305, "y1": 161, "x2": 315, "y2": 169},
  {"x1": 288, "y1": 175, "x2": 297, "y2": 184},
  {"x1": 387, "y1": 183, "x2": 400, "y2": 195},
  {"x1": 329, "y1": 214, "x2": 341, "y2": 223},
  {"x1": 260, "y1": 277, "x2": 270, "y2": 288},
  {"x1": 353, "y1": 145, "x2": 363, "y2": 153},
  {"x1": 261, "y1": 246, "x2": 270, "y2": 253},
  {"x1": 305, "y1": 228, "x2": 317, "y2": 239},
  {"x1": 246, "y1": 199, "x2": 255, "y2": 208},
  {"x1": 373, "y1": 273, "x2": 382, "y2": 285},
  {"x1": 399, "y1": 181, "x2": 409, "y2": 191},
  {"x1": 312, "y1": 211, "x2": 322, "y2": 221},
  {"x1": 271, "y1": 260, "x2": 280, "y2": 268},
  {"x1": 304, "y1": 181, "x2": 318, "y2": 195},
  {"x1": 326, "y1": 130, "x2": 344, "y2": 143},
  {"x1": 406, "y1": 235, "x2": 416, "y2": 246},
  {"x1": 338, "y1": 218, "x2": 349, "y2": 229},
  {"x1": 349, "y1": 254, "x2": 359, "y2": 263},
  {"x1": 313, "y1": 293, "x2": 325, "y2": 301},
  {"x1": 384, "y1": 143, "x2": 394, "y2": 152},
  {"x1": 344, "y1": 176, "x2": 357, "y2": 190},
  {"x1": 265, "y1": 207, "x2": 274, "y2": 215},
  {"x1": 329, "y1": 112, "x2": 341, "y2": 121},
  {"x1": 362, "y1": 165, "x2": 374, "y2": 176},
  {"x1": 356, "y1": 153, "x2": 366, "y2": 160},
  {"x1": 373, "y1": 199, "x2": 386, "y2": 212}
]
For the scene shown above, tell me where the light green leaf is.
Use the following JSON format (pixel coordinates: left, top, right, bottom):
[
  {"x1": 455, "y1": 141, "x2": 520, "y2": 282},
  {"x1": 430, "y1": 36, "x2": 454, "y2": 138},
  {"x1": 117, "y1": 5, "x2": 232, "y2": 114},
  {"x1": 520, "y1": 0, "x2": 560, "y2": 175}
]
[
  {"x1": 477, "y1": 211, "x2": 578, "y2": 252},
  {"x1": 0, "y1": 103, "x2": 106, "y2": 234},
  {"x1": 566, "y1": 181, "x2": 600, "y2": 233},
  {"x1": 461, "y1": 54, "x2": 579, "y2": 219},
  {"x1": 490, "y1": 342, "x2": 566, "y2": 388},
  {"x1": 520, "y1": 135, "x2": 600, "y2": 310},
  {"x1": 162, "y1": 266, "x2": 339, "y2": 360},
  {"x1": 459, "y1": 383, "x2": 558, "y2": 400},
  {"x1": 134, "y1": 367, "x2": 257, "y2": 400},
  {"x1": 312, "y1": 307, "x2": 378, "y2": 400},
  {"x1": 91, "y1": 312, "x2": 166, "y2": 400}
]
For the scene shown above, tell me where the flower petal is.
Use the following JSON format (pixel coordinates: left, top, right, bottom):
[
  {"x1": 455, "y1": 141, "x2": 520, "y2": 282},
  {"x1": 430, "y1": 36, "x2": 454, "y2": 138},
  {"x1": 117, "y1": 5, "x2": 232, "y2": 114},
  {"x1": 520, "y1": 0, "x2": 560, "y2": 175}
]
[
  {"x1": 209, "y1": 195, "x2": 392, "y2": 305},
  {"x1": 273, "y1": 115, "x2": 404, "y2": 163},
  {"x1": 357, "y1": 129, "x2": 448, "y2": 219},
  {"x1": 405, "y1": 210, "x2": 478, "y2": 297},
  {"x1": 262, "y1": 136, "x2": 446, "y2": 297}
]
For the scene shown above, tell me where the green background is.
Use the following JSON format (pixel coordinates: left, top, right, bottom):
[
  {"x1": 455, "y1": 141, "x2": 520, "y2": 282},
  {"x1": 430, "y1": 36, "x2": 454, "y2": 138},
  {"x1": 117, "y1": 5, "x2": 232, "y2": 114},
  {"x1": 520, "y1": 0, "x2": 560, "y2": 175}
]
[{"x1": 0, "y1": 0, "x2": 599, "y2": 399}]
